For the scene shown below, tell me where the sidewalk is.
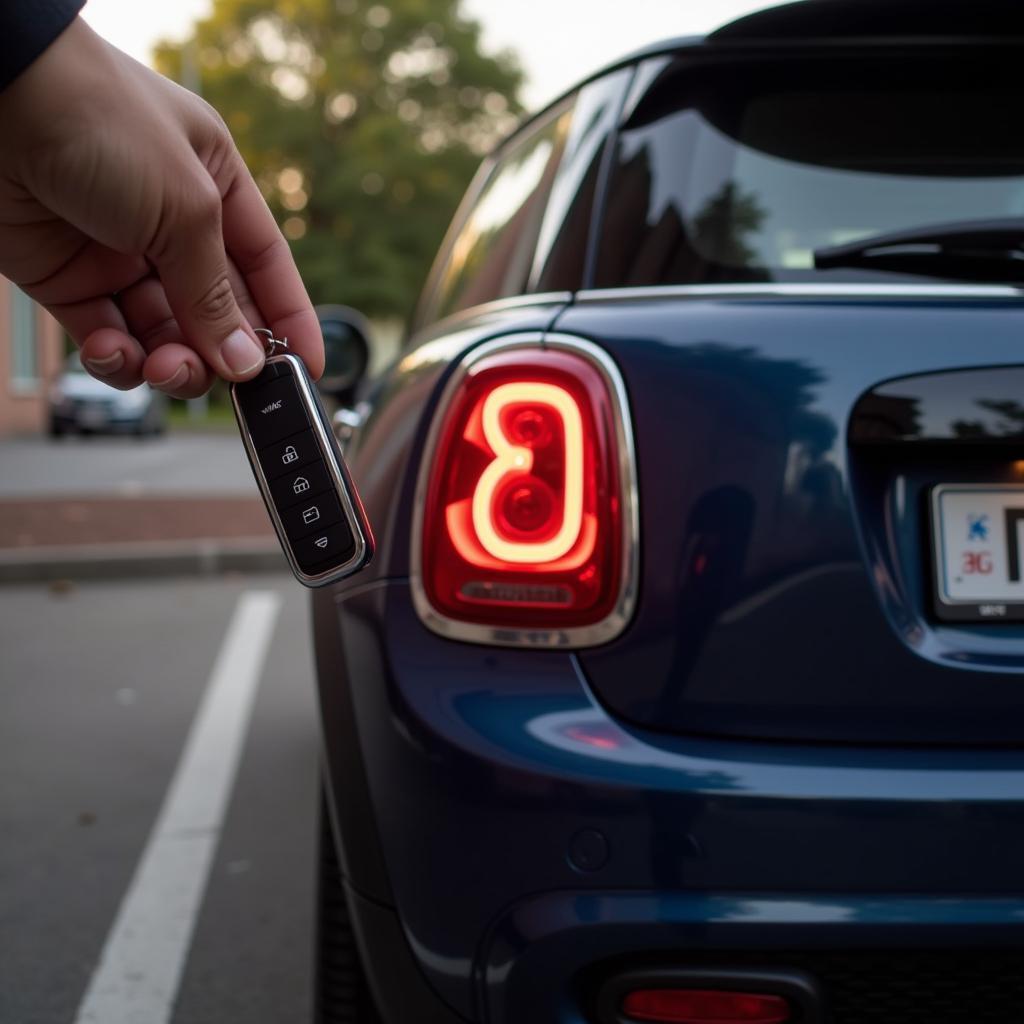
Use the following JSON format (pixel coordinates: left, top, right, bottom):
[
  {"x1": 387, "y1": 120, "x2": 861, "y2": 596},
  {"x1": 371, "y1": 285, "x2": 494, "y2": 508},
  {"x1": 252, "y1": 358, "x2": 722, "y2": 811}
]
[
  {"x1": 0, "y1": 495, "x2": 273, "y2": 547},
  {"x1": 0, "y1": 495, "x2": 284, "y2": 582}
]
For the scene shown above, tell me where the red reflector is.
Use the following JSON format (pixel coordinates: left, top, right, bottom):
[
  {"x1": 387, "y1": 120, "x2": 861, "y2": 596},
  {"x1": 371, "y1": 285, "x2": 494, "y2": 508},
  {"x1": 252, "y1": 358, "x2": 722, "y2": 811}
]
[{"x1": 622, "y1": 988, "x2": 791, "y2": 1024}]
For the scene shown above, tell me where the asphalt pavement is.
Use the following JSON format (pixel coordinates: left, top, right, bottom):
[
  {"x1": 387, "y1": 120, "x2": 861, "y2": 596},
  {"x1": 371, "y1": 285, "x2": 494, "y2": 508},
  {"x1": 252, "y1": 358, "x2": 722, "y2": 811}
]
[
  {"x1": 0, "y1": 573, "x2": 318, "y2": 1024},
  {"x1": 0, "y1": 433, "x2": 253, "y2": 497}
]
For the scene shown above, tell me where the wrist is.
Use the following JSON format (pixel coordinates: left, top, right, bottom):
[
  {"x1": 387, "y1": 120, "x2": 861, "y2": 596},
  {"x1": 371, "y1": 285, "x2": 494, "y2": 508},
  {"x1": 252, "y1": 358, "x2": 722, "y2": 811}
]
[
  {"x1": 0, "y1": 18, "x2": 120, "y2": 174},
  {"x1": 0, "y1": 0, "x2": 86, "y2": 92}
]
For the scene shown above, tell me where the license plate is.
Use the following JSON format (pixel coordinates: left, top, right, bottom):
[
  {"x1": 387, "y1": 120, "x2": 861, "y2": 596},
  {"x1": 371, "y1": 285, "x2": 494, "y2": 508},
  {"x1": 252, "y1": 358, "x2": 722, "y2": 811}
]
[
  {"x1": 932, "y1": 484, "x2": 1024, "y2": 621},
  {"x1": 79, "y1": 405, "x2": 109, "y2": 428}
]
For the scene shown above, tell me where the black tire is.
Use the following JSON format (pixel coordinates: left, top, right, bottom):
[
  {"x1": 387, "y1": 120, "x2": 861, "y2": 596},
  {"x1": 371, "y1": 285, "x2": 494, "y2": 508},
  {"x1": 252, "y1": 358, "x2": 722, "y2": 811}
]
[
  {"x1": 315, "y1": 788, "x2": 383, "y2": 1024},
  {"x1": 48, "y1": 420, "x2": 66, "y2": 438}
]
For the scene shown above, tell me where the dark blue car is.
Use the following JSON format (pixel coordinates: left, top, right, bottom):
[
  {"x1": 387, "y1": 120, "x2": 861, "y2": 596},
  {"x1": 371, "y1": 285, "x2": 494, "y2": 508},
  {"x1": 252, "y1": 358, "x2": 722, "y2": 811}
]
[{"x1": 312, "y1": 3, "x2": 1024, "y2": 1021}]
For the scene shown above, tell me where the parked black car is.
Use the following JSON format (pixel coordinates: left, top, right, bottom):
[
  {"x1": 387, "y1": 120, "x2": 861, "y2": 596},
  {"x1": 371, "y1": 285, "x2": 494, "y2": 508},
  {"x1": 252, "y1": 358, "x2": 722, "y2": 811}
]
[{"x1": 313, "y1": 3, "x2": 1024, "y2": 1022}]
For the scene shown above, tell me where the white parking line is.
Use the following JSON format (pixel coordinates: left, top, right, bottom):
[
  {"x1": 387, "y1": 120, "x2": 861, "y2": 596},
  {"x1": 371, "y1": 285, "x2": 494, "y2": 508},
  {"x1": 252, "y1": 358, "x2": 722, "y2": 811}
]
[{"x1": 73, "y1": 590, "x2": 283, "y2": 1024}]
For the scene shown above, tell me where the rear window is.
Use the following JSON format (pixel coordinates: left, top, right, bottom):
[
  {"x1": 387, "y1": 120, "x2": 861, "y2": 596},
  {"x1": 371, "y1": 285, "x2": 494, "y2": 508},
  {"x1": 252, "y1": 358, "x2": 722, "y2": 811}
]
[{"x1": 596, "y1": 52, "x2": 1024, "y2": 287}]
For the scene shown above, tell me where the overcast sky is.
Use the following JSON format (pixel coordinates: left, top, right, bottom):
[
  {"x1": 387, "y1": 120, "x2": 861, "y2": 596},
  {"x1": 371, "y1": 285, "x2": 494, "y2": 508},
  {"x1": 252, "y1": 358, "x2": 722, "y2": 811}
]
[{"x1": 81, "y1": 0, "x2": 778, "y2": 109}]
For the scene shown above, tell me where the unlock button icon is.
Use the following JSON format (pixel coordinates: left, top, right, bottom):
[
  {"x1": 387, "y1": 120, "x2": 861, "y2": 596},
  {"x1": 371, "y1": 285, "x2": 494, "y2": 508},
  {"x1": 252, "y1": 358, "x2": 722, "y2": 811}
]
[{"x1": 282, "y1": 444, "x2": 299, "y2": 465}]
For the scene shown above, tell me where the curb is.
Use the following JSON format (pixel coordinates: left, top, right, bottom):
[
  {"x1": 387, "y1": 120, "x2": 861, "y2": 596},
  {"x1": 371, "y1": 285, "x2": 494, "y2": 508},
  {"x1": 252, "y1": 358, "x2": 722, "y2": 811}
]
[{"x1": 0, "y1": 538, "x2": 287, "y2": 583}]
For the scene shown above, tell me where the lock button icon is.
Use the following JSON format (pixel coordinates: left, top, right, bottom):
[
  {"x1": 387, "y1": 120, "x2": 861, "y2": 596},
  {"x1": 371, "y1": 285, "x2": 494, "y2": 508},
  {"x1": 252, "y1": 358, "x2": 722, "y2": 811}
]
[
  {"x1": 293, "y1": 476, "x2": 310, "y2": 495},
  {"x1": 282, "y1": 444, "x2": 299, "y2": 465}
]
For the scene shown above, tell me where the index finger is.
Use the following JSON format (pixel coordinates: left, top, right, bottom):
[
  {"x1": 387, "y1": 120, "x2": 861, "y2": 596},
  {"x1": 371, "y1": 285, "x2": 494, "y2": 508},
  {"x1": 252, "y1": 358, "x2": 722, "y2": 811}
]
[{"x1": 222, "y1": 161, "x2": 324, "y2": 379}]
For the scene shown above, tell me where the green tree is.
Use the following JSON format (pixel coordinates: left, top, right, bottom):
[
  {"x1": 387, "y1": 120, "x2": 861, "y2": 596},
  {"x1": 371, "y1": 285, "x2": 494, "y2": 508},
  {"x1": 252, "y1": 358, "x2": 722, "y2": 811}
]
[
  {"x1": 692, "y1": 182, "x2": 766, "y2": 268},
  {"x1": 155, "y1": 0, "x2": 523, "y2": 322}
]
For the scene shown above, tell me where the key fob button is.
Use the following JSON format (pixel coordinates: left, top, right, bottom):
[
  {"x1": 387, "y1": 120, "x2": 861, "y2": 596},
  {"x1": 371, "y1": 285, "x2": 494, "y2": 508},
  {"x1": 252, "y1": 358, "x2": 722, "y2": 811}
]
[
  {"x1": 260, "y1": 430, "x2": 320, "y2": 480},
  {"x1": 238, "y1": 376, "x2": 310, "y2": 448},
  {"x1": 269, "y1": 461, "x2": 333, "y2": 511},
  {"x1": 293, "y1": 522, "x2": 356, "y2": 573},
  {"x1": 280, "y1": 490, "x2": 343, "y2": 540}
]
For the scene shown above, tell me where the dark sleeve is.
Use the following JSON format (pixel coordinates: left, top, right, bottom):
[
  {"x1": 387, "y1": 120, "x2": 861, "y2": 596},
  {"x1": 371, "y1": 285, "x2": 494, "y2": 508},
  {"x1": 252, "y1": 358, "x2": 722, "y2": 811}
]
[{"x1": 0, "y1": 0, "x2": 86, "y2": 92}]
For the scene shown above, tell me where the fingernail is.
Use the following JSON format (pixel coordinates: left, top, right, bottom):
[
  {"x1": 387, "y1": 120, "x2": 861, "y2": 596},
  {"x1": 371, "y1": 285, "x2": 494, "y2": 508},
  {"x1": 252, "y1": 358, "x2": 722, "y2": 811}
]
[
  {"x1": 151, "y1": 365, "x2": 189, "y2": 392},
  {"x1": 85, "y1": 351, "x2": 125, "y2": 376},
  {"x1": 221, "y1": 329, "x2": 264, "y2": 377}
]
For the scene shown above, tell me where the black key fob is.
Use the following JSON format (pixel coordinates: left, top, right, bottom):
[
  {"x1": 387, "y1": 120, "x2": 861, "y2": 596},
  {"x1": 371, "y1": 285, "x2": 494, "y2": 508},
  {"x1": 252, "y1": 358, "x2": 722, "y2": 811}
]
[{"x1": 231, "y1": 346, "x2": 373, "y2": 587}]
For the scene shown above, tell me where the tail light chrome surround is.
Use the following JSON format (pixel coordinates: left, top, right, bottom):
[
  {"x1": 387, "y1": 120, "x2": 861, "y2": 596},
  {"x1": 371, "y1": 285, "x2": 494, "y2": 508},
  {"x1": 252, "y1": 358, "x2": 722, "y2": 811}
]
[{"x1": 410, "y1": 331, "x2": 639, "y2": 648}]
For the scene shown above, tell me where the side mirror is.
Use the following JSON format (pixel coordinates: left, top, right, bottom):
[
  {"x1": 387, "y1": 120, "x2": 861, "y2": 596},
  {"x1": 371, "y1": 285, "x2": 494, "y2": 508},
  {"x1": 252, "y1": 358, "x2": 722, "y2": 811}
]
[{"x1": 315, "y1": 304, "x2": 372, "y2": 400}]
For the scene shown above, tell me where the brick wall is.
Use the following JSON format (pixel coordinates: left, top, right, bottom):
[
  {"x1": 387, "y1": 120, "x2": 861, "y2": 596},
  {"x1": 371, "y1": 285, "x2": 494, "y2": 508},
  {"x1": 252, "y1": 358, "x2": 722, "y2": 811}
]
[{"x1": 0, "y1": 278, "x2": 65, "y2": 437}]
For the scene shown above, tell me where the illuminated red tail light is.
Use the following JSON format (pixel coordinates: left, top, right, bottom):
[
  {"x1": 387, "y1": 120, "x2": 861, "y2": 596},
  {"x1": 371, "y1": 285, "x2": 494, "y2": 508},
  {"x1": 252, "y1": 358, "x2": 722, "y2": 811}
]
[
  {"x1": 413, "y1": 336, "x2": 637, "y2": 646},
  {"x1": 622, "y1": 988, "x2": 791, "y2": 1024}
]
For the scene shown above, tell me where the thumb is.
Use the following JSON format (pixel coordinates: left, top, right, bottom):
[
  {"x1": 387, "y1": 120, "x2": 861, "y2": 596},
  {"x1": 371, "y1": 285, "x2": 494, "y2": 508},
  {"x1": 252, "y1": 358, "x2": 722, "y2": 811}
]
[{"x1": 152, "y1": 179, "x2": 266, "y2": 381}]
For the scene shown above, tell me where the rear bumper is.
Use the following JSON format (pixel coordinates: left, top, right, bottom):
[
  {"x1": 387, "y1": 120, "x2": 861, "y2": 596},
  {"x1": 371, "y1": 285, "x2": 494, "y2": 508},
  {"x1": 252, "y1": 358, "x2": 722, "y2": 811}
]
[
  {"x1": 344, "y1": 883, "x2": 468, "y2": 1024},
  {"x1": 484, "y1": 890, "x2": 1024, "y2": 1024},
  {"x1": 318, "y1": 580, "x2": 1024, "y2": 1022}
]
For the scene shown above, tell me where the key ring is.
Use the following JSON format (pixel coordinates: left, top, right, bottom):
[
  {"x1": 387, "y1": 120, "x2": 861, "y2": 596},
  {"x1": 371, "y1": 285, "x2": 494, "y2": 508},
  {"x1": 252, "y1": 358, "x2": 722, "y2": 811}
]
[{"x1": 254, "y1": 328, "x2": 289, "y2": 357}]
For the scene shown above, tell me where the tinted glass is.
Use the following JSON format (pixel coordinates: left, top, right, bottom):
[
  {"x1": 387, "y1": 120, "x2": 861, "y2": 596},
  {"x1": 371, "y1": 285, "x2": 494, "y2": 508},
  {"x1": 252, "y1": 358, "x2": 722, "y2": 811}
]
[
  {"x1": 428, "y1": 99, "x2": 574, "y2": 322},
  {"x1": 530, "y1": 68, "x2": 631, "y2": 292},
  {"x1": 597, "y1": 52, "x2": 1024, "y2": 287}
]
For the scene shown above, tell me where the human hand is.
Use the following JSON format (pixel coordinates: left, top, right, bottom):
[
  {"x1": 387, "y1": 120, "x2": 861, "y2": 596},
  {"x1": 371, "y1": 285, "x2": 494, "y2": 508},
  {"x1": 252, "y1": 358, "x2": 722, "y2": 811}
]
[{"x1": 0, "y1": 17, "x2": 323, "y2": 396}]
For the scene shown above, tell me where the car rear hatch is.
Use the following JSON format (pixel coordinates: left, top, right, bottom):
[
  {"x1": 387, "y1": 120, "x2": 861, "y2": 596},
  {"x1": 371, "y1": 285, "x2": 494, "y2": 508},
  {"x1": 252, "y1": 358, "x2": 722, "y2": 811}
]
[{"x1": 563, "y1": 26, "x2": 1024, "y2": 745}]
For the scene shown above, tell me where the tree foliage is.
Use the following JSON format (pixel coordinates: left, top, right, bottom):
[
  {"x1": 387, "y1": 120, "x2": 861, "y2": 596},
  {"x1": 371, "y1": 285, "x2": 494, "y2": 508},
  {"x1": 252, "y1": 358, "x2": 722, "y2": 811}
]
[{"x1": 155, "y1": 0, "x2": 523, "y2": 320}]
